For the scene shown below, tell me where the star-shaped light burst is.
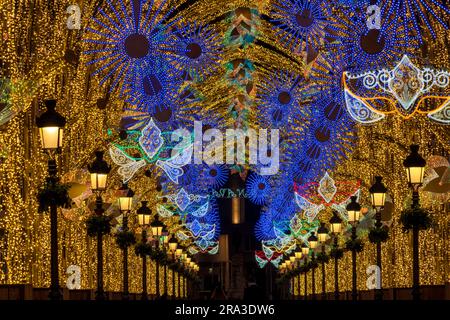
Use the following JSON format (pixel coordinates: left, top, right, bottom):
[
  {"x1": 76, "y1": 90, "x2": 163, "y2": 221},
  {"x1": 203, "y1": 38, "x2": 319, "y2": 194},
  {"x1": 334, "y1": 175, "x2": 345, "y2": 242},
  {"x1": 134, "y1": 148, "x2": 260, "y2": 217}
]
[
  {"x1": 271, "y1": 0, "x2": 333, "y2": 52},
  {"x1": 84, "y1": 0, "x2": 177, "y2": 93}
]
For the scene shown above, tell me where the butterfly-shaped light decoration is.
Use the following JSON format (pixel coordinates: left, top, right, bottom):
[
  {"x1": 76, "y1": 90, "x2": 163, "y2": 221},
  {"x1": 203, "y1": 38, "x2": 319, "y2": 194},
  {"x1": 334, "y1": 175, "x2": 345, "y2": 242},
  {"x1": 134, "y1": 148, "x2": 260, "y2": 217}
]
[
  {"x1": 138, "y1": 118, "x2": 164, "y2": 159},
  {"x1": 294, "y1": 193, "x2": 324, "y2": 222},
  {"x1": 255, "y1": 253, "x2": 269, "y2": 268},
  {"x1": 344, "y1": 55, "x2": 450, "y2": 124},
  {"x1": 188, "y1": 246, "x2": 199, "y2": 255},
  {"x1": 189, "y1": 202, "x2": 209, "y2": 218},
  {"x1": 318, "y1": 172, "x2": 337, "y2": 203},
  {"x1": 156, "y1": 204, "x2": 174, "y2": 218},
  {"x1": 176, "y1": 229, "x2": 191, "y2": 241},
  {"x1": 270, "y1": 254, "x2": 283, "y2": 268},
  {"x1": 109, "y1": 146, "x2": 146, "y2": 183},
  {"x1": 155, "y1": 160, "x2": 184, "y2": 184},
  {"x1": 207, "y1": 243, "x2": 219, "y2": 255}
]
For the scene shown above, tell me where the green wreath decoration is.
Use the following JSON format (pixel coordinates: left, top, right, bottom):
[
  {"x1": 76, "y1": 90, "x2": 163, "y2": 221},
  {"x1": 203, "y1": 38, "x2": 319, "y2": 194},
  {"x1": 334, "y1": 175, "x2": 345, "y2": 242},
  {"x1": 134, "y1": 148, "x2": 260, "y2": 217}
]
[
  {"x1": 316, "y1": 252, "x2": 329, "y2": 264},
  {"x1": 400, "y1": 207, "x2": 432, "y2": 232},
  {"x1": 86, "y1": 215, "x2": 111, "y2": 237},
  {"x1": 329, "y1": 247, "x2": 344, "y2": 259},
  {"x1": 345, "y1": 238, "x2": 364, "y2": 252},
  {"x1": 115, "y1": 230, "x2": 136, "y2": 249},
  {"x1": 368, "y1": 226, "x2": 389, "y2": 244},
  {"x1": 134, "y1": 242, "x2": 152, "y2": 257},
  {"x1": 37, "y1": 180, "x2": 71, "y2": 213}
]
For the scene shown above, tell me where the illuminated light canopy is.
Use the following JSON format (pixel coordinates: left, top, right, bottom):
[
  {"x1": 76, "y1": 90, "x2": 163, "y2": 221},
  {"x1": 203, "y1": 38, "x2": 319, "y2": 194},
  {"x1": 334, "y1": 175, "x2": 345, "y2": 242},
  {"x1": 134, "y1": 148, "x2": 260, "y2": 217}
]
[
  {"x1": 271, "y1": 0, "x2": 333, "y2": 52},
  {"x1": 166, "y1": 23, "x2": 223, "y2": 81},
  {"x1": 380, "y1": 0, "x2": 450, "y2": 42},
  {"x1": 36, "y1": 100, "x2": 66, "y2": 150},
  {"x1": 256, "y1": 70, "x2": 305, "y2": 128},
  {"x1": 83, "y1": 0, "x2": 178, "y2": 93}
]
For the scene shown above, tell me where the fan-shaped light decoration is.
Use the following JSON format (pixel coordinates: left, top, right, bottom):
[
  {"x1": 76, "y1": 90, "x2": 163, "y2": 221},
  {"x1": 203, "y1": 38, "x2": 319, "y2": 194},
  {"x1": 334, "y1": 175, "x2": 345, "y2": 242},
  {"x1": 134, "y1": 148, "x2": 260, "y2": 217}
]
[
  {"x1": 166, "y1": 23, "x2": 223, "y2": 81},
  {"x1": 246, "y1": 173, "x2": 272, "y2": 205},
  {"x1": 344, "y1": 55, "x2": 450, "y2": 124},
  {"x1": 271, "y1": 0, "x2": 333, "y2": 52},
  {"x1": 379, "y1": 0, "x2": 450, "y2": 42},
  {"x1": 199, "y1": 164, "x2": 230, "y2": 190},
  {"x1": 326, "y1": 7, "x2": 412, "y2": 71},
  {"x1": 256, "y1": 70, "x2": 305, "y2": 128},
  {"x1": 84, "y1": 0, "x2": 177, "y2": 93},
  {"x1": 123, "y1": 60, "x2": 184, "y2": 117}
]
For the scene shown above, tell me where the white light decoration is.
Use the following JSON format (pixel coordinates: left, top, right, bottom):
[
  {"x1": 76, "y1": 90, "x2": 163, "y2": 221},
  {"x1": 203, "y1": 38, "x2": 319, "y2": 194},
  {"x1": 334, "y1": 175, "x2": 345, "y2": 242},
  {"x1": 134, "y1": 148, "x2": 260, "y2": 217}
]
[
  {"x1": 344, "y1": 55, "x2": 450, "y2": 124},
  {"x1": 190, "y1": 202, "x2": 209, "y2": 218},
  {"x1": 318, "y1": 172, "x2": 337, "y2": 203},
  {"x1": 163, "y1": 188, "x2": 208, "y2": 211},
  {"x1": 109, "y1": 146, "x2": 146, "y2": 183},
  {"x1": 138, "y1": 118, "x2": 164, "y2": 159},
  {"x1": 294, "y1": 193, "x2": 325, "y2": 222},
  {"x1": 157, "y1": 204, "x2": 174, "y2": 218}
]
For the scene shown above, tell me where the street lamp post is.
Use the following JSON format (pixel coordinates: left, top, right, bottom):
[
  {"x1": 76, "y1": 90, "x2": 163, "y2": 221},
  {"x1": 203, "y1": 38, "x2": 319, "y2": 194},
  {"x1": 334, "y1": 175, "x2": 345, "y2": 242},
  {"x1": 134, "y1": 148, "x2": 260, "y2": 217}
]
[
  {"x1": 36, "y1": 99, "x2": 66, "y2": 301},
  {"x1": 168, "y1": 235, "x2": 178, "y2": 300},
  {"x1": 175, "y1": 247, "x2": 183, "y2": 299},
  {"x1": 329, "y1": 211, "x2": 342, "y2": 301},
  {"x1": 301, "y1": 244, "x2": 309, "y2": 300},
  {"x1": 137, "y1": 201, "x2": 151, "y2": 300},
  {"x1": 308, "y1": 233, "x2": 318, "y2": 300},
  {"x1": 295, "y1": 248, "x2": 302, "y2": 300},
  {"x1": 118, "y1": 183, "x2": 134, "y2": 300},
  {"x1": 403, "y1": 144, "x2": 426, "y2": 301},
  {"x1": 161, "y1": 228, "x2": 169, "y2": 298},
  {"x1": 369, "y1": 176, "x2": 388, "y2": 300},
  {"x1": 347, "y1": 196, "x2": 362, "y2": 302},
  {"x1": 317, "y1": 223, "x2": 329, "y2": 300},
  {"x1": 151, "y1": 215, "x2": 164, "y2": 299},
  {"x1": 88, "y1": 151, "x2": 110, "y2": 300}
]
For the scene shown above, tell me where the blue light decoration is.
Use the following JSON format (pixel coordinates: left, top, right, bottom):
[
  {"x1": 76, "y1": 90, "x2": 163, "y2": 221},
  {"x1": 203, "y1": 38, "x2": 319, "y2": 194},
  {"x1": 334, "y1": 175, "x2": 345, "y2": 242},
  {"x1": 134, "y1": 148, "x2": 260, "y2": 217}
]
[
  {"x1": 256, "y1": 70, "x2": 305, "y2": 128},
  {"x1": 123, "y1": 60, "x2": 183, "y2": 116},
  {"x1": 166, "y1": 23, "x2": 223, "y2": 81},
  {"x1": 84, "y1": 0, "x2": 177, "y2": 94},
  {"x1": 270, "y1": 0, "x2": 333, "y2": 52},
  {"x1": 326, "y1": 6, "x2": 412, "y2": 71},
  {"x1": 246, "y1": 173, "x2": 271, "y2": 205},
  {"x1": 199, "y1": 164, "x2": 230, "y2": 190},
  {"x1": 378, "y1": 0, "x2": 450, "y2": 42},
  {"x1": 336, "y1": 0, "x2": 371, "y2": 8}
]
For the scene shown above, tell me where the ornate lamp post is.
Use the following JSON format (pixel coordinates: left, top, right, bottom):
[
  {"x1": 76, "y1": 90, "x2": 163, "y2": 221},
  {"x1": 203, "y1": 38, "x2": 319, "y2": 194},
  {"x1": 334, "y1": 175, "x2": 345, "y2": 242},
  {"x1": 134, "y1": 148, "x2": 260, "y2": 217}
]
[
  {"x1": 369, "y1": 176, "x2": 388, "y2": 300},
  {"x1": 294, "y1": 248, "x2": 302, "y2": 300},
  {"x1": 36, "y1": 99, "x2": 66, "y2": 300},
  {"x1": 137, "y1": 201, "x2": 151, "y2": 300},
  {"x1": 87, "y1": 151, "x2": 110, "y2": 300},
  {"x1": 301, "y1": 244, "x2": 309, "y2": 300},
  {"x1": 175, "y1": 247, "x2": 183, "y2": 298},
  {"x1": 289, "y1": 255, "x2": 296, "y2": 299},
  {"x1": 317, "y1": 223, "x2": 329, "y2": 300},
  {"x1": 308, "y1": 233, "x2": 318, "y2": 300},
  {"x1": 329, "y1": 211, "x2": 342, "y2": 301},
  {"x1": 161, "y1": 228, "x2": 169, "y2": 297},
  {"x1": 403, "y1": 144, "x2": 426, "y2": 301},
  {"x1": 118, "y1": 183, "x2": 134, "y2": 300},
  {"x1": 151, "y1": 215, "x2": 164, "y2": 299},
  {"x1": 168, "y1": 235, "x2": 178, "y2": 300},
  {"x1": 346, "y1": 196, "x2": 362, "y2": 302}
]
